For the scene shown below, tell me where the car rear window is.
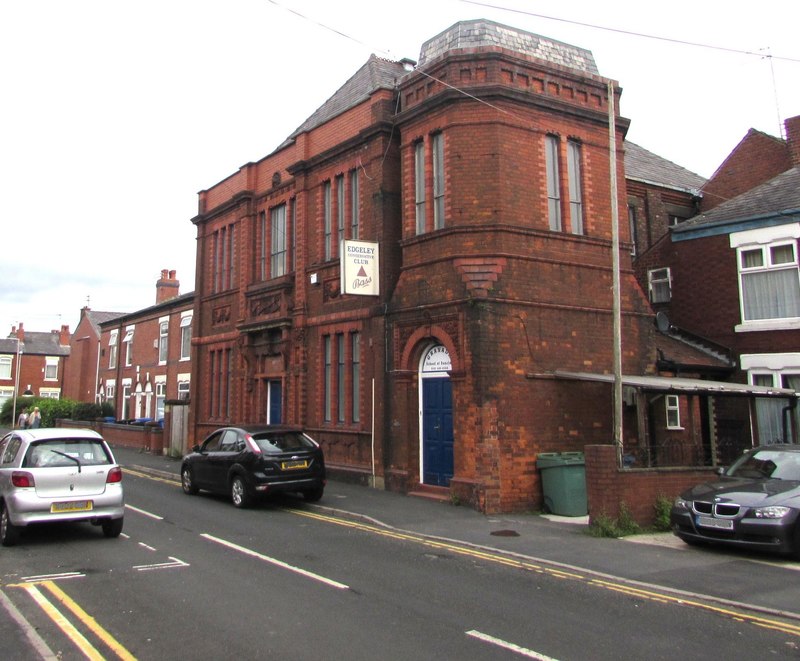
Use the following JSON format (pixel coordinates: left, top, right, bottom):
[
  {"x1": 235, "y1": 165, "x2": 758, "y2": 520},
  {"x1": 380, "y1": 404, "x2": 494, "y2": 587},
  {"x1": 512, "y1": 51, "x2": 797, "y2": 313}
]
[
  {"x1": 251, "y1": 432, "x2": 316, "y2": 454},
  {"x1": 24, "y1": 439, "x2": 113, "y2": 468}
]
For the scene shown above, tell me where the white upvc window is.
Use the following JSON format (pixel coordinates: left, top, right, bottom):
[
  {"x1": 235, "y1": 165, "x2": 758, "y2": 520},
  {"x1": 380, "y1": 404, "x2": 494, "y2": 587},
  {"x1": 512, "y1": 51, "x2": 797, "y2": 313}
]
[
  {"x1": 158, "y1": 318, "x2": 169, "y2": 364},
  {"x1": 180, "y1": 314, "x2": 192, "y2": 361},
  {"x1": 648, "y1": 267, "x2": 672, "y2": 303},
  {"x1": 665, "y1": 394, "x2": 681, "y2": 429},
  {"x1": 44, "y1": 357, "x2": 59, "y2": 381},
  {"x1": 108, "y1": 330, "x2": 118, "y2": 368},
  {"x1": 0, "y1": 355, "x2": 11, "y2": 380},
  {"x1": 123, "y1": 327, "x2": 134, "y2": 367},
  {"x1": 737, "y1": 242, "x2": 800, "y2": 322},
  {"x1": 177, "y1": 377, "x2": 190, "y2": 400}
]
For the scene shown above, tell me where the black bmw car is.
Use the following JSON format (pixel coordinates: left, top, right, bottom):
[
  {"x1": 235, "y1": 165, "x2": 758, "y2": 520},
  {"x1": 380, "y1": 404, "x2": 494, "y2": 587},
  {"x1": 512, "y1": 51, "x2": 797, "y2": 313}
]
[
  {"x1": 671, "y1": 444, "x2": 800, "y2": 559},
  {"x1": 180, "y1": 426, "x2": 326, "y2": 508}
]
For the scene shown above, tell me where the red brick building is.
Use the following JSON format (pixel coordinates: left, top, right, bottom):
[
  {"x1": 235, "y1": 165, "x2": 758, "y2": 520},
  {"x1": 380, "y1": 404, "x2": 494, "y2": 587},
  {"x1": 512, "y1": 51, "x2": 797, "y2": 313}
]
[
  {"x1": 98, "y1": 270, "x2": 193, "y2": 424},
  {"x1": 63, "y1": 308, "x2": 126, "y2": 403},
  {"x1": 189, "y1": 19, "x2": 676, "y2": 513},
  {"x1": 0, "y1": 323, "x2": 70, "y2": 415},
  {"x1": 637, "y1": 115, "x2": 800, "y2": 459}
]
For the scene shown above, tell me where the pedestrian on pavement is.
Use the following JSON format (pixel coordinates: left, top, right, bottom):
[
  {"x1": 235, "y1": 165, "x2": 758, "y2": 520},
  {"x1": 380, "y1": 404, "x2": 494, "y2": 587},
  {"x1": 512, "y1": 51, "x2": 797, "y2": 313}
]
[
  {"x1": 17, "y1": 408, "x2": 28, "y2": 429},
  {"x1": 28, "y1": 407, "x2": 41, "y2": 429}
]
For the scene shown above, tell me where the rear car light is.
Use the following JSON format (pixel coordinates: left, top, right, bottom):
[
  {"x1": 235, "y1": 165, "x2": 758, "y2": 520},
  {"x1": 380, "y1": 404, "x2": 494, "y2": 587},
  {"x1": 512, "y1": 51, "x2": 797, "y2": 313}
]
[
  {"x1": 106, "y1": 467, "x2": 123, "y2": 484},
  {"x1": 12, "y1": 471, "x2": 35, "y2": 488}
]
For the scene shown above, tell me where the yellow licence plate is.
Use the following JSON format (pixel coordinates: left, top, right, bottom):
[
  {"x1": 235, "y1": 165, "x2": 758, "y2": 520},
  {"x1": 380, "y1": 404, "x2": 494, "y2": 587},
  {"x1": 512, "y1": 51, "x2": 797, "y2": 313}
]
[
  {"x1": 281, "y1": 460, "x2": 308, "y2": 470},
  {"x1": 51, "y1": 501, "x2": 93, "y2": 513}
]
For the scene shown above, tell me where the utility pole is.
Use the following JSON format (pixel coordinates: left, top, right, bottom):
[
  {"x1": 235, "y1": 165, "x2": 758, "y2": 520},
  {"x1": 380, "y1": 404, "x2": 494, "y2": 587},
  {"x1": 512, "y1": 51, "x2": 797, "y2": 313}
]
[{"x1": 608, "y1": 80, "x2": 623, "y2": 466}]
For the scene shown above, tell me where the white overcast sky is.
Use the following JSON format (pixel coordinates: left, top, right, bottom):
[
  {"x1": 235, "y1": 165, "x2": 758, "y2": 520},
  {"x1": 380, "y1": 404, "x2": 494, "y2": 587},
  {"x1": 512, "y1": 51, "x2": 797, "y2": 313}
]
[{"x1": 1, "y1": 0, "x2": 798, "y2": 339}]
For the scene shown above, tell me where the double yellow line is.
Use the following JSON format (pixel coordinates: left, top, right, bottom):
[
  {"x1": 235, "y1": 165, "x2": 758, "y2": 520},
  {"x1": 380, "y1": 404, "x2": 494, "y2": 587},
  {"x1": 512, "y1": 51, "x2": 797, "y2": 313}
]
[
  {"x1": 10, "y1": 580, "x2": 135, "y2": 660},
  {"x1": 292, "y1": 508, "x2": 800, "y2": 638}
]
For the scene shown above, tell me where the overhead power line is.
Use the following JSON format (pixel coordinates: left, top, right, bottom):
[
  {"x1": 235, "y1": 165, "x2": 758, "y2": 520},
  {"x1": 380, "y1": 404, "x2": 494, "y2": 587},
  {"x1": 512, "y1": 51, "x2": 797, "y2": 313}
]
[{"x1": 460, "y1": 0, "x2": 800, "y2": 63}]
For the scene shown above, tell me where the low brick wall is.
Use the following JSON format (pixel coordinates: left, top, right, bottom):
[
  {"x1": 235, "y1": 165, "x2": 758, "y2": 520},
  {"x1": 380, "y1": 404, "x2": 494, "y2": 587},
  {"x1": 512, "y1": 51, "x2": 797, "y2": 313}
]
[
  {"x1": 57, "y1": 419, "x2": 165, "y2": 454},
  {"x1": 585, "y1": 444, "x2": 718, "y2": 527}
]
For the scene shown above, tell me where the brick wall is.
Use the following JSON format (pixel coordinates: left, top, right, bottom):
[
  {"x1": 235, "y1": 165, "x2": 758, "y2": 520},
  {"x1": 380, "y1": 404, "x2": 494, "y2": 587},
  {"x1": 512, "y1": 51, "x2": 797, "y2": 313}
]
[{"x1": 585, "y1": 444, "x2": 717, "y2": 526}]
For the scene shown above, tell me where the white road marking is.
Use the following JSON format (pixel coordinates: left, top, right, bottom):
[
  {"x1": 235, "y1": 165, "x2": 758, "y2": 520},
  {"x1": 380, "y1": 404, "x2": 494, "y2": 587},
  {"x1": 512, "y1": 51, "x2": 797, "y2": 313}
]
[
  {"x1": 133, "y1": 556, "x2": 189, "y2": 572},
  {"x1": 20, "y1": 572, "x2": 84, "y2": 582},
  {"x1": 138, "y1": 542, "x2": 157, "y2": 551},
  {"x1": 125, "y1": 503, "x2": 163, "y2": 520},
  {"x1": 466, "y1": 630, "x2": 560, "y2": 660},
  {"x1": 201, "y1": 533, "x2": 349, "y2": 590}
]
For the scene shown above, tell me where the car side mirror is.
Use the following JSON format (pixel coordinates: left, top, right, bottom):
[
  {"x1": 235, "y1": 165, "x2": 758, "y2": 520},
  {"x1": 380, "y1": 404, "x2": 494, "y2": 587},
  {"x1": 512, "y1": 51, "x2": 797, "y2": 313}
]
[
  {"x1": 192, "y1": 444, "x2": 200, "y2": 453},
  {"x1": 716, "y1": 466, "x2": 726, "y2": 476}
]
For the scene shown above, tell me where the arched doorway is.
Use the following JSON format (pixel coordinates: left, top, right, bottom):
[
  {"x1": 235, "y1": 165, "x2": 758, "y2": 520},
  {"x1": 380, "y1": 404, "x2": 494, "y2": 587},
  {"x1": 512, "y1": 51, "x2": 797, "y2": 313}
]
[{"x1": 419, "y1": 344, "x2": 454, "y2": 486}]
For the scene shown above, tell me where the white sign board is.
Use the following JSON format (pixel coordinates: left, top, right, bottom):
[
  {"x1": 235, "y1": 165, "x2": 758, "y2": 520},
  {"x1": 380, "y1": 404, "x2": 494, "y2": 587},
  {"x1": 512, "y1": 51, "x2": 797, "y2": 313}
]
[{"x1": 341, "y1": 240, "x2": 380, "y2": 296}]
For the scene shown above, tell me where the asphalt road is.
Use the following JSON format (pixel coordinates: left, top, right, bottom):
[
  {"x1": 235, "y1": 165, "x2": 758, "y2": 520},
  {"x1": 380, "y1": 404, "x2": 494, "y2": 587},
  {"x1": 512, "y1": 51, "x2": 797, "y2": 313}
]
[{"x1": 2, "y1": 470, "x2": 800, "y2": 660}]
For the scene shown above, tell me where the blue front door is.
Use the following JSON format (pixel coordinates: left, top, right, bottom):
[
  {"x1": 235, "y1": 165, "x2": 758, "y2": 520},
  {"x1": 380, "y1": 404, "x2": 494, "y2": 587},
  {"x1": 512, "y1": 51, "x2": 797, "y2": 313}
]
[{"x1": 422, "y1": 377, "x2": 454, "y2": 486}]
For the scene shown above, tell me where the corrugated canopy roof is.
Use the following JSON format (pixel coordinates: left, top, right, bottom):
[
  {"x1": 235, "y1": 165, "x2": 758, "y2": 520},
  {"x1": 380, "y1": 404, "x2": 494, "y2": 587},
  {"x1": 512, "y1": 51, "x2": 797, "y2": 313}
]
[{"x1": 552, "y1": 370, "x2": 798, "y2": 398}]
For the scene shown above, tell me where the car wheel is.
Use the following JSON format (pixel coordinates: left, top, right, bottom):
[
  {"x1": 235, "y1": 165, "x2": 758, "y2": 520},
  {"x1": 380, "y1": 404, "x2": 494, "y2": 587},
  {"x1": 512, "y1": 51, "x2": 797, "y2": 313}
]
[
  {"x1": 102, "y1": 517, "x2": 124, "y2": 538},
  {"x1": 230, "y1": 475, "x2": 252, "y2": 508},
  {"x1": 0, "y1": 503, "x2": 20, "y2": 547},
  {"x1": 181, "y1": 466, "x2": 199, "y2": 495},
  {"x1": 302, "y1": 487, "x2": 324, "y2": 502}
]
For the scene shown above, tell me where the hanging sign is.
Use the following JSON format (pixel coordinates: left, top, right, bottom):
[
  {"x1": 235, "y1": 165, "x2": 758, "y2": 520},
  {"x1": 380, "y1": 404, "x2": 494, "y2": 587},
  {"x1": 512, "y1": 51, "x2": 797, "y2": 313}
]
[{"x1": 341, "y1": 240, "x2": 380, "y2": 296}]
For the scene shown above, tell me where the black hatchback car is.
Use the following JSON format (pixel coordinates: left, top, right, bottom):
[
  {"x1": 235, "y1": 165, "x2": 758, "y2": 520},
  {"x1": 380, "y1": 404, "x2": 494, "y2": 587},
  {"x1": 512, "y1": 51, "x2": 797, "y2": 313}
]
[
  {"x1": 671, "y1": 444, "x2": 800, "y2": 559},
  {"x1": 180, "y1": 426, "x2": 326, "y2": 508}
]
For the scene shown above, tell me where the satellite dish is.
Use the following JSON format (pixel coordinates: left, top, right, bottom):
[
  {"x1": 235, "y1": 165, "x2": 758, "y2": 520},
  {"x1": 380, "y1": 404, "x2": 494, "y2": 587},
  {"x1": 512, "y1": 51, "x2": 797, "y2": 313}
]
[{"x1": 655, "y1": 311, "x2": 671, "y2": 333}]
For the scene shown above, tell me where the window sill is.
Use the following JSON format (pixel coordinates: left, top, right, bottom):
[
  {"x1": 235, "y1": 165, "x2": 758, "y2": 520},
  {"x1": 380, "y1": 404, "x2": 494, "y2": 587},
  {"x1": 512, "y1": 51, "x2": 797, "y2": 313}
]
[{"x1": 735, "y1": 319, "x2": 800, "y2": 333}]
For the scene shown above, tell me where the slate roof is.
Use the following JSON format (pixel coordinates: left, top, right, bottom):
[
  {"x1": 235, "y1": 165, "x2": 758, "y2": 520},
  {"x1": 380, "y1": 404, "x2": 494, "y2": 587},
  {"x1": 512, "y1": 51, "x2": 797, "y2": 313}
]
[
  {"x1": 0, "y1": 332, "x2": 69, "y2": 357},
  {"x1": 83, "y1": 310, "x2": 126, "y2": 337},
  {"x1": 276, "y1": 55, "x2": 407, "y2": 151},
  {"x1": 418, "y1": 19, "x2": 599, "y2": 74},
  {"x1": 676, "y1": 166, "x2": 800, "y2": 230},
  {"x1": 624, "y1": 142, "x2": 706, "y2": 194}
]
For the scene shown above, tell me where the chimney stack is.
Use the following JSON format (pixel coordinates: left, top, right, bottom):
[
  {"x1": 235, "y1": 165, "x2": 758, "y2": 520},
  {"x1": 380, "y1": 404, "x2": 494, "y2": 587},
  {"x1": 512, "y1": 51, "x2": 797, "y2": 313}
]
[
  {"x1": 786, "y1": 115, "x2": 800, "y2": 167},
  {"x1": 156, "y1": 269, "x2": 180, "y2": 304}
]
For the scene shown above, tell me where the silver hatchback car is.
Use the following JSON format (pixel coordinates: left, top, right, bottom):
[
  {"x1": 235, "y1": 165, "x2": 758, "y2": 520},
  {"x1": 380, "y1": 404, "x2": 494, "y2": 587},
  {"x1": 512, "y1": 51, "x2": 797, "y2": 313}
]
[{"x1": 0, "y1": 428, "x2": 125, "y2": 546}]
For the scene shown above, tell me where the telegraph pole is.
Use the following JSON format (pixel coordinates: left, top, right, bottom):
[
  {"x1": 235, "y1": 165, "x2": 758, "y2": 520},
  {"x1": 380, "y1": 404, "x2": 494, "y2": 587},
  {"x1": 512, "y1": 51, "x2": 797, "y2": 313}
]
[{"x1": 608, "y1": 80, "x2": 623, "y2": 466}]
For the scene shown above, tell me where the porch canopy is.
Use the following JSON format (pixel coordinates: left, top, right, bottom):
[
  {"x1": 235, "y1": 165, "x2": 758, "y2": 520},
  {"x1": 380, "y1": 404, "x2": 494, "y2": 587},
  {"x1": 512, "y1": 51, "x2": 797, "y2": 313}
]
[{"x1": 552, "y1": 370, "x2": 799, "y2": 399}]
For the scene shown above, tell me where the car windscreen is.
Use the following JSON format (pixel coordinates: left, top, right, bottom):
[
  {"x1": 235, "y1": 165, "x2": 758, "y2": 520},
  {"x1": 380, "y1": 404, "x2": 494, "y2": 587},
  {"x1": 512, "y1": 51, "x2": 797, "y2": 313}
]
[
  {"x1": 24, "y1": 439, "x2": 113, "y2": 468},
  {"x1": 727, "y1": 450, "x2": 800, "y2": 481},
  {"x1": 251, "y1": 432, "x2": 316, "y2": 454}
]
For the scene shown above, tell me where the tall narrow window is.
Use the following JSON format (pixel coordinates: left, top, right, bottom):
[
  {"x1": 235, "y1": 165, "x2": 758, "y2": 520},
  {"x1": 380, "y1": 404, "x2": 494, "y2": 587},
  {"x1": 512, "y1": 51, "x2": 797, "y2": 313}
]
[
  {"x1": 290, "y1": 198, "x2": 297, "y2": 272},
  {"x1": 628, "y1": 204, "x2": 638, "y2": 256},
  {"x1": 155, "y1": 381, "x2": 166, "y2": 421},
  {"x1": 337, "y1": 333, "x2": 345, "y2": 423},
  {"x1": 123, "y1": 328, "x2": 134, "y2": 367},
  {"x1": 432, "y1": 133, "x2": 445, "y2": 230},
  {"x1": 270, "y1": 204, "x2": 287, "y2": 278},
  {"x1": 567, "y1": 140, "x2": 583, "y2": 235},
  {"x1": 158, "y1": 320, "x2": 168, "y2": 364},
  {"x1": 323, "y1": 336, "x2": 332, "y2": 422},
  {"x1": 324, "y1": 181, "x2": 333, "y2": 260},
  {"x1": 665, "y1": 395, "x2": 681, "y2": 429},
  {"x1": 180, "y1": 315, "x2": 192, "y2": 360},
  {"x1": 415, "y1": 141, "x2": 426, "y2": 235},
  {"x1": 108, "y1": 331, "x2": 118, "y2": 369},
  {"x1": 336, "y1": 175, "x2": 345, "y2": 251},
  {"x1": 351, "y1": 332, "x2": 360, "y2": 423},
  {"x1": 0, "y1": 356, "x2": 11, "y2": 380},
  {"x1": 259, "y1": 211, "x2": 267, "y2": 280},
  {"x1": 350, "y1": 170, "x2": 359, "y2": 240},
  {"x1": 545, "y1": 135, "x2": 562, "y2": 231}
]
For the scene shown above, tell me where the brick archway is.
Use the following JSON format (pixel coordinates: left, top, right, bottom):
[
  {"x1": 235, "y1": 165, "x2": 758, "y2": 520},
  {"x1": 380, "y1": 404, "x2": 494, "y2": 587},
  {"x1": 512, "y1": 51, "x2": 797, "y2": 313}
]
[{"x1": 399, "y1": 325, "x2": 460, "y2": 374}]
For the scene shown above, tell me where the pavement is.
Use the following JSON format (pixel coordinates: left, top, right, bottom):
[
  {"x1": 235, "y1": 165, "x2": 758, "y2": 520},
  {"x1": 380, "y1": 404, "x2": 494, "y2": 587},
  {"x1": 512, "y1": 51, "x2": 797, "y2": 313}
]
[{"x1": 112, "y1": 444, "x2": 800, "y2": 622}]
